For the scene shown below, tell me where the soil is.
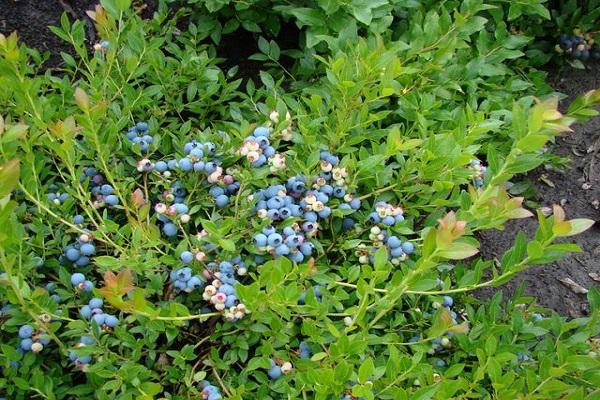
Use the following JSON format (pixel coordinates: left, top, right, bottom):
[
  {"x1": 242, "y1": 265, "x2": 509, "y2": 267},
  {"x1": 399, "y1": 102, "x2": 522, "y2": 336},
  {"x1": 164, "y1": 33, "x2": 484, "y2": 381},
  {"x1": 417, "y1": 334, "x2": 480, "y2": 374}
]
[
  {"x1": 0, "y1": 0, "x2": 156, "y2": 69},
  {"x1": 1, "y1": 1, "x2": 600, "y2": 317},
  {"x1": 476, "y1": 63, "x2": 600, "y2": 317}
]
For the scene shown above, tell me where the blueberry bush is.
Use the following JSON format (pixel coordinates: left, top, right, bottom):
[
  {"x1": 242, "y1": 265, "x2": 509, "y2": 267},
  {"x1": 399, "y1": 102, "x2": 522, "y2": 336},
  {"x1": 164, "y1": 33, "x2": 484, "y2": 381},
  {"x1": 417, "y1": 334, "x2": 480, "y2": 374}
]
[{"x1": 1, "y1": 0, "x2": 600, "y2": 399}]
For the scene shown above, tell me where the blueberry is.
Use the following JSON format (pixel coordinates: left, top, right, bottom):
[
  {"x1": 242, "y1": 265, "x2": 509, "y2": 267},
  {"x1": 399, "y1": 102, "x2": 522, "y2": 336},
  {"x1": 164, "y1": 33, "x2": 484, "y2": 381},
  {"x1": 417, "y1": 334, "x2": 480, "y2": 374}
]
[
  {"x1": 18, "y1": 325, "x2": 33, "y2": 339},
  {"x1": 177, "y1": 268, "x2": 192, "y2": 282},
  {"x1": 80, "y1": 243, "x2": 95, "y2": 256},
  {"x1": 215, "y1": 195, "x2": 229, "y2": 208},
  {"x1": 179, "y1": 158, "x2": 193, "y2": 172},
  {"x1": 89, "y1": 298, "x2": 103, "y2": 309},
  {"x1": 304, "y1": 211, "x2": 318, "y2": 222},
  {"x1": 20, "y1": 338, "x2": 33, "y2": 351},
  {"x1": 105, "y1": 195, "x2": 119, "y2": 206},
  {"x1": 104, "y1": 315, "x2": 119, "y2": 328},
  {"x1": 267, "y1": 365, "x2": 282, "y2": 379},
  {"x1": 387, "y1": 236, "x2": 401, "y2": 249},
  {"x1": 180, "y1": 251, "x2": 194, "y2": 264},
  {"x1": 350, "y1": 198, "x2": 361, "y2": 209},
  {"x1": 317, "y1": 207, "x2": 331, "y2": 218},
  {"x1": 73, "y1": 215, "x2": 85, "y2": 225},
  {"x1": 75, "y1": 256, "x2": 90, "y2": 267},
  {"x1": 204, "y1": 162, "x2": 217, "y2": 174},
  {"x1": 299, "y1": 243, "x2": 313, "y2": 256},
  {"x1": 155, "y1": 161, "x2": 168, "y2": 172},
  {"x1": 80, "y1": 305, "x2": 92, "y2": 319},
  {"x1": 443, "y1": 296, "x2": 453, "y2": 308},
  {"x1": 254, "y1": 233, "x2": 268, "y2": 247},
  {"x1": 162, "y1": 223, "x2": 177, "y2": 237},
  {"x1": 70, "y1": 273, "x2": 86, "y2": 286},
  {"x1": 210, "y1": 187, "x2": 225, "y2": 197},
  {"x1": 289, "y1": 251, "x2": 304, "y2": 263},
  {"x1": 267, "y1": 233, "x2": 283, "y2": 247},
  {"x1": 253, "y1": 127, "x2": 270, "y2": 137},
  {"x1": 167, "y1": 159, "x2": 178, "y2": 169},
  {"x1": 390, "y1": 247, "x2": 404, "y2": 257},
  {"x1": 382, "y1": 216, "x2": 395, "y2": 226},
  {"x1": 401, "y1": 242, "x2": 414, "y2": 254},
  {"x1": 186, "y1": 276, "x2": 204, "y2": 290},
  {"x1": 92, "y1": 314, "x2": 106, "y2": 326},
  {"x1": 368, "y1": 212, "x2": 380, "y2": 224},
  {"x1": 135, "y1": 122, "x2": 148, "y2": 131},
  {"x1": 66, "y1": 248, "x2": 81, "y2": 262},
  {"x1": 342, "y1": 217, "x2": 355, "y2": 230},
  {"x1": 100, "y1": 184, "x2": 113, "y2": 196},
  {"x1": 333, "y1": 187, "x2": 346, "y2": 198},
  {"x1": 275, "y1": 244, "x2": 290, "y2": 256},
  {"x1": 173, "y1": 203, "x2": 189, "y2": 214},
  {"x1": 78, "y1": 355, "x2": 92, "y2": 364}
]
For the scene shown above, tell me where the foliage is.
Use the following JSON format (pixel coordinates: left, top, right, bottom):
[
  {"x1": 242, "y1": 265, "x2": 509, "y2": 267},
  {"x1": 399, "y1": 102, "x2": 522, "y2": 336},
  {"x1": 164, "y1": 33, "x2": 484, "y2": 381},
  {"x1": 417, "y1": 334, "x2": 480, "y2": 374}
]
[{"x1": 1, "y1": 0, "x2": 600, "y2": 399}]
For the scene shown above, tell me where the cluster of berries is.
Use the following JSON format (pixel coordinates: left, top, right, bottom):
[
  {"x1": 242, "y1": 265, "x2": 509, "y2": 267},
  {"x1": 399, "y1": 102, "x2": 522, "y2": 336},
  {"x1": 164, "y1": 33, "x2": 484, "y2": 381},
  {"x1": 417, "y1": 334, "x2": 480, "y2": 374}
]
[
  {"x1": 469, "y1": 160, "x2": 487, "y2": 189},
  {"x1": 80, "y1": 167, "x2": 118, "y2": 207},
  {"x1": 267, "y1": 358, "x2": 293, "y2": 379},
  {"x1": 68, "y1": 336, "x2": 95, "y2": 369},
  {"x1": 355, "y1": 226, "x2": 415, "y2": 265},
  {"x1": 268, "y1": 110, "x2": 294, "y2": 140},
  {"x1": 46, "y1": 184, "x2": 69, "y2": 205},
  {"x1": 557, "y1": 33, "x2": 600, "y2": 60},
  {"x1": 253, "y1": 226, "x2": 314, "y2": 262},
  {"x1": 368, "y1": 201, "x2": 404, "y2": 226},
  {"x1": 428, "y1": 296, "x2": 457, "y2": 354},
  {"x1": 80, "y1": 297, "x2": 119, "y2": 330},
  {"x1": 70, "y1": 272, "x2": 94, "y2": 292},
  {"x1": 199, "y1": 381, "x2": 222, "y2": 400},
  {"x1": 126, "y1": 121, "x2": 154, "y2": 152},
  {"x1": 176, "y1": 141, "x2": 221, "y2": 181},
  {"x1": 202, "y1": 260, "x2": 248, "y2": 321},
  {"x1": 170, "y1": 267, "x2": 205, "y2": 293},
  {"x1": 238, "y1": 127, "x2": 282, "y2": 170},
  {"x1": 209, "y1": 176, "x2": 240, "y2": 209},
  {"x1": 155, "y1": 183, "x2": 189, "y2": 237},
  {"x1": 62, "y1": 232, "x2": 95, "y2": 267},
  {"x1": 18, "y1": 325, "x2": 49, "y2": 353}
]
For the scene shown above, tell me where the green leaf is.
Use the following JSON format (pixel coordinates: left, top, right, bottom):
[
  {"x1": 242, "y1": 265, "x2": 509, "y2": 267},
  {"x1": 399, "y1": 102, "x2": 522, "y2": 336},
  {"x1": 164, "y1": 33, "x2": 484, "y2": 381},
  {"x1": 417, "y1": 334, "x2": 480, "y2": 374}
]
[
  {"x1": 437, "y1": 242, "x2": 479, "y2": 260},
  {"x1": 358, "y1": 357, "x2": 374, "y2": 383},
  {"x1": 0, "y1": 159, "x2": 20, "y2": 199}
]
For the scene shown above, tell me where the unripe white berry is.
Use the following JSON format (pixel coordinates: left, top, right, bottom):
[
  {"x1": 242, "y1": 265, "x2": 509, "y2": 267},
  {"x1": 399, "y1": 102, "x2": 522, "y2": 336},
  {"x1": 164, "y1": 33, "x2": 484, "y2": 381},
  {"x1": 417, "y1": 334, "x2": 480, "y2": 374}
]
[
  {"x1": 280, "y1": 361, "x2": 293, "y2": 374},
  {"x1": 31, "y1": 342, "x2": 44, "y2": 353},
  {"x1": 343, "y1": 316, "x2": 353, "y2": 326},
  {"x1": 180, "y1": 214, "x2": 190, "y2": 223}
]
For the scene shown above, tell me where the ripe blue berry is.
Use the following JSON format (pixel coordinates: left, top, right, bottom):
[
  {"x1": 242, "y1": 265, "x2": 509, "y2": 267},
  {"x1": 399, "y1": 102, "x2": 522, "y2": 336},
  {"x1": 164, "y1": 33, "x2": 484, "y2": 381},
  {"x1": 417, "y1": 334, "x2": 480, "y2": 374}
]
[
  {"x1": 105, "y1": 195, "x2": 119, "y2": 206},
  {"x1": 162, "y1": 223, "x2": 177, "y2": 237},
  {"x1": 70, "y1": 273, "x2": 85, "y2": 286},
  {"x1": 18, "y1": 325, "x2": 33, "y2": 339},
  {"x1": 401, "y1": 242, "x2": 414, "y2": 254},
  {"x1": 73, "y1": 215, "x2": 85, "y2": 225},
  {"x1": 180, "y1": 251, "x2": 194, "y2": 264},
  {"x1": 215, "y1": 195, "x2": 229, "y2": 208}
]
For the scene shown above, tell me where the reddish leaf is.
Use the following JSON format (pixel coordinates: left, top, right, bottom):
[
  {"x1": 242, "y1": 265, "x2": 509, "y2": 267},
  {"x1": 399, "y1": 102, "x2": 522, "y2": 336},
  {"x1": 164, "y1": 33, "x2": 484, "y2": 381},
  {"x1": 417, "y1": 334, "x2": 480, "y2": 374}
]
[
  {"x1": 98, "y1": 269, "x2": 135, "y2": 297},
  {"x1": 131, "y1": 188, "x2": 146, "y2": 208}
]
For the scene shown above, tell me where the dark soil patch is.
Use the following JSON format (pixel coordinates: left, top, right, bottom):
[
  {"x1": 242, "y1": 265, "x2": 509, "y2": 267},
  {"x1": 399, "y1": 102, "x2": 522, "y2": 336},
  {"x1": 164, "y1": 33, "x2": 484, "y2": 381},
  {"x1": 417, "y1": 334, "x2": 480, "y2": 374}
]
[
  {"x1": 476, "y1": 62, "x2": 600, "y2": 317},
  {"x1": 216, "y1": 20, "x2": 300, "y2": 82},
  {"x1": 0, "y1": 0, "x2": 157, "y2": 70}
]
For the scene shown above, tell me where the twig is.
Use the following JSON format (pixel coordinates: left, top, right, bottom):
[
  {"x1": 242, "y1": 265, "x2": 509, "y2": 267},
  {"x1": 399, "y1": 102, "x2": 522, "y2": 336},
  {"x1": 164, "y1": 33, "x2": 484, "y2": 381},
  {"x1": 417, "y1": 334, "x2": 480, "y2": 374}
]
[{"x1": 212, "y1": 367, "x2": 232, "y2": 397}]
